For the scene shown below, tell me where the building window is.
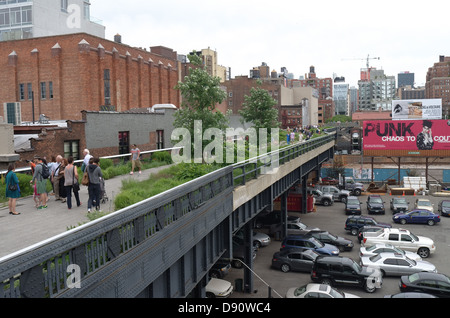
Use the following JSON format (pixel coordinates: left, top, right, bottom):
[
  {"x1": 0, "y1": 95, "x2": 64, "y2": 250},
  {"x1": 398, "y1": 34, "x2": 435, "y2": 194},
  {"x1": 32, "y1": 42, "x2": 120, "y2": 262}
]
[
  {"x1": 40, "y1": 82, "x2": 46, "y2": 99},
  {"x1": 156, "y1": 130, "x2": 164, "y2": 149},
  {"x1": 104, "y1": 69, "x2": 111, "y2": 106},
  {"x1": 64, "y1": 140, "x2": 80, "y2": 160},
  {"x1": 83, "y1": 1, "x2": 90, "y2": 20},
  {"x1": 27, "y1": 83, "x2": 32, "y2": 100},
  {"x1": 49, "y1": 81, "x2": 53, "y2": 99},
  {"x1": 19, "y1": 83, "x2": 25, "y2": 100},
  {"x1": 118, "y1": 131, "x2": 129, "y2": 156},
  {"x1": 61, "y1": 0, "x2": 68, "y2": 12}
]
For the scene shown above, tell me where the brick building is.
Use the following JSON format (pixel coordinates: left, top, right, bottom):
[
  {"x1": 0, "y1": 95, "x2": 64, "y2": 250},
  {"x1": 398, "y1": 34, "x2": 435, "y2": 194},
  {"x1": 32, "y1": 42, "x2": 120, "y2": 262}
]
[
  {"x1": 426, "y1": 55, "x2": 450, "y2": 118},
  {"x1": 0, "y1": 32, "x2": 180, "y2": 122}
]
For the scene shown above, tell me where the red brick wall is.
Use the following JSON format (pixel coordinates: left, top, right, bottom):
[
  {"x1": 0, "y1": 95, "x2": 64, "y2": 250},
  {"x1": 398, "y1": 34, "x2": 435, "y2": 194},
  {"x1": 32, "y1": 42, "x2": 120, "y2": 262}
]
[{"x1": 0, "y1": 33, "x2": 180, "y2": 122}]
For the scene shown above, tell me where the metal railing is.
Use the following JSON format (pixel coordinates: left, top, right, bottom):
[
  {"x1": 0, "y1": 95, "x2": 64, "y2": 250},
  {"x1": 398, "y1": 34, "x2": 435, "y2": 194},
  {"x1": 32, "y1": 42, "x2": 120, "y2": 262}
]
[{"x1": 0, "y1": 134, "x2": 335, "y2": 298}]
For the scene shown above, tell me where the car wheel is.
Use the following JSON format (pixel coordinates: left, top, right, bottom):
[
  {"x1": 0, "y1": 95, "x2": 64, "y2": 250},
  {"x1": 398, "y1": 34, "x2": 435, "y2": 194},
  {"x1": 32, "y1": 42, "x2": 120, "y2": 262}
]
[
  {"x1": 232, "y1": 259, "x2": 243, "y2": 268},
  {"x1": 280, "y1": 264, "x2": 291, "y2": 273},
  {"x1": 364, "y1": 281, "x2": 377, "y2": 293},
  {"x1": 418, "y1": 247, "x2": 430, "y2": 258},
  {"x1": 323, "y1": 200, "x2": 331, "y2": 206},
  {"x1": 353, "y1": 189, "x2": 362, "y2": 196},
  {"x1": 400, "y1": 219, "x2": 407, "y2": 225},
  {"x1": 427, "y1": 219, "x2": 435, "y2": 226},
  {"x1": 351, "y1": 228, "x2": 358, "y2": 236},
  {"x1": 340, "y1": 196, "x2": 347, "y2": 204},
  {"x1": 254, "y1": 241, "x2": 262, "y2": 249},
  {"x1": 320, "y1": 278, "x2": 333, "y2": 286}
]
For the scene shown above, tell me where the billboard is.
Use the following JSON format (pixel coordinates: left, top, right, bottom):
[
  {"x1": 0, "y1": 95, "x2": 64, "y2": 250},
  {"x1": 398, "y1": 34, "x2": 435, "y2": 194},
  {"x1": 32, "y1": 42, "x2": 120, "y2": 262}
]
[
  {"x1": 392, "y1": 99, "x2": 442, "y2": 120},
  {"x1": 363, "y1": 119, "x2": 450, "y2": 151}
]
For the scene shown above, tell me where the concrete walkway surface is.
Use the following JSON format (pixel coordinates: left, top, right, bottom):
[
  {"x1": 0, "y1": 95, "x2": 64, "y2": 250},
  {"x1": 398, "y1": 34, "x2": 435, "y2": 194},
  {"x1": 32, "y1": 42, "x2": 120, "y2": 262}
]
[{"x1": 0, "y1": 164, "x2": 171, "y2": 259}]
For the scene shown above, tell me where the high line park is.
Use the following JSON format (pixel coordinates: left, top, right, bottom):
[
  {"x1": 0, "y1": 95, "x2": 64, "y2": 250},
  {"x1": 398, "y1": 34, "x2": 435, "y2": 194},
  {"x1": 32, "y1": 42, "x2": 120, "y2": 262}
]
[{"x1": 0, "y1": 132, "x2": 336, "y2": 298}]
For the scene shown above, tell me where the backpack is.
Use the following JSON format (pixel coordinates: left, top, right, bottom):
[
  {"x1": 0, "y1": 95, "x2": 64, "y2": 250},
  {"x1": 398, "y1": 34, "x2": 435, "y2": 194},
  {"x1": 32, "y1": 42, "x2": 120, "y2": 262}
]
[{"x1": 41, "y1": 163, "x2": 50, "y2": 179}]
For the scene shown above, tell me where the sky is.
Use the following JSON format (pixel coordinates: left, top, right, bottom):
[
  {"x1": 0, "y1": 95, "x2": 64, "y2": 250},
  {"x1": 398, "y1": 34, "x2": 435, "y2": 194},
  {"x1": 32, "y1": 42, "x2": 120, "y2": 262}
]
[{"x1": 91, "y1": 0, "x2": 450, "y2": 88}]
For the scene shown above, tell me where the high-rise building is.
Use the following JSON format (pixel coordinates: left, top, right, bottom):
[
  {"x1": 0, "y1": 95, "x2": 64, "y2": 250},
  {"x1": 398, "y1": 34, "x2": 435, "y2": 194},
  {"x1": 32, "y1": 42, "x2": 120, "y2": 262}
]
[
  {"x1": 358, "y1": 68, "x2": 396, "y2": 111},
  {"x1": 426, "y1": 55, "x2": 450, "y2": 118},
  {"x1": 0, "y1": 0, "x2": 105, "y2": 41},
  {"x1": 333, "y1": 76, "x2": 349, "y2": 115},
  {"x1": 398, "y1": 72, "x2": 414, "y2": 88}
]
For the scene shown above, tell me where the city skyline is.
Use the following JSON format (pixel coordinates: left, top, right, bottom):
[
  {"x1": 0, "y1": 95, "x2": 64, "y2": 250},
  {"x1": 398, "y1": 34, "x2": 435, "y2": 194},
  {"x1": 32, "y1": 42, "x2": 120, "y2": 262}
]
[{"x1": 91, "y1": 0, "x2": 449, "y2": 87}]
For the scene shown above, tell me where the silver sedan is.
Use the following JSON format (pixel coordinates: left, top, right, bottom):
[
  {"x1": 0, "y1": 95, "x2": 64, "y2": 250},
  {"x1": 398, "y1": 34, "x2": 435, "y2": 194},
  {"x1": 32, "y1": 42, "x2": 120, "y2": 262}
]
[
  {"x1": 360, "y1": 252, "x2": 436, "y2": 277},
  {"x1": 360, "y1": 243, "x2": 422, "y2": 261}
]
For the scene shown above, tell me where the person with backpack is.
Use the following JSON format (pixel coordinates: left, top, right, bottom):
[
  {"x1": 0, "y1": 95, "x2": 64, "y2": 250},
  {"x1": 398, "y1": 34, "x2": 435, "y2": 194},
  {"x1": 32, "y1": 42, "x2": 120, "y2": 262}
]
[
  {"x1": 30, "y1": 156, "x2": 49, "y2": 209},
  {"x1": 5, "y1": 163, "x2": 20, "y2": 215}
]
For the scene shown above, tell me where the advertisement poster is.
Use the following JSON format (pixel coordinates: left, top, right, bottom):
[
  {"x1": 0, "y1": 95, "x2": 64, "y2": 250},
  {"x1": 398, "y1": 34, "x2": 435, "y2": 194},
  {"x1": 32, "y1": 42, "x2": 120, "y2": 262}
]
[
  {"x1": 363, "y1": 119, "x2": 450, "y2": 151},
  {"x1": 392, "y1": 99, "x2": 442, "y2": 120}
]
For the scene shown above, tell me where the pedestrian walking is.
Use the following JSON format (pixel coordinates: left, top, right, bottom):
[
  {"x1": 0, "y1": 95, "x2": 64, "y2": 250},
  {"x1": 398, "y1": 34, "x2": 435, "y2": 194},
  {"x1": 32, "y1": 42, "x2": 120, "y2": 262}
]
[
  {"x1": 51, "y1": 155, "x2": 63, "y2": 200},
  {"x1": 30, "y1": 157, "x2": 48, "y2": 209},
  {"x1": 87, "y1": 157, "x2": 103, "y2": 212},
  {"x1": 81, "y1": 149, "x2": 92, "y2": 172},
  {"x1": 58, "y1": 158, "x2": 68, "y2": 203},
  {"x1": 63, "y1": 156, "x2": 81, "y2": 210},
  {"x1": 5, "y1": 163, "x2": 20, "y2": 215},
  {"x1": 130, "y1": 144, "x2": 142, "y2": 175}
]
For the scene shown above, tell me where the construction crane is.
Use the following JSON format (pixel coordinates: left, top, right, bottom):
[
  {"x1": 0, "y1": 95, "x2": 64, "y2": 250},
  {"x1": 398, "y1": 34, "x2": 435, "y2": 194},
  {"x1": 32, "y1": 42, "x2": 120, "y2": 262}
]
[{"x1": 341, "y1": 55, "x2": 380, "y2": 69}]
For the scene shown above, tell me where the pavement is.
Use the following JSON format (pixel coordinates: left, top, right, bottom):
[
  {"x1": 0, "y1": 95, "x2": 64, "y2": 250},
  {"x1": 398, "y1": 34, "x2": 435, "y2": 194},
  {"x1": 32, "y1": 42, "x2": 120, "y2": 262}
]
[{"x1": 0, "y1": 164, "x2": 172, "y2": 259}]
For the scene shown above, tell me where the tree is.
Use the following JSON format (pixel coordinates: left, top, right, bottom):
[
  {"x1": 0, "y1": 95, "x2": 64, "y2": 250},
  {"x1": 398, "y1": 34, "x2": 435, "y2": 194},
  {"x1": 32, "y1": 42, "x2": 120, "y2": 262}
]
[
  {"x1": 173, "y1": 53, "x2": 228, "y2": 162},
  {"x1": 239, "y1": 81, "x2": 280, "y2": 135}
]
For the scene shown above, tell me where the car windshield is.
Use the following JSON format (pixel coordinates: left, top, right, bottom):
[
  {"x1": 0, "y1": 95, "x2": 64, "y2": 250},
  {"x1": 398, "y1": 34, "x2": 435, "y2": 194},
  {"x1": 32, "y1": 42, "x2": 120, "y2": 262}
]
[
  {"x1": 443, "y1": 201, "x2": 450, "y2": 208},
  {"x1": 315, "y1": 189, "x2": 324, "y2": 196},
  {"x1": 418, "y1": 200, "x2": 432, "y2": 206},
  {"x1": 394, "y1": 198, "x2": 407, "y2": 204},
  {"x1": 293, "y1": 285, "x2": 308, "y2": 297},
  {"x1": 328, "y1": 287, "x2": 345, "y2": 298},
  {"x1": 348, "y1": 199, "x2": 360, "y2": 205},
  {"x1": 410, "y1": 232, "x2": 419, "y2": 241},
  {"x1": 311, "y1": 237, "x2": 324, "y2": 247},
  {"x1": 371, "y1": 197, "x2": 383, "y2": 203},
  {"x1": 351, "y1": 259, "x2": 362, "y2": 272}
]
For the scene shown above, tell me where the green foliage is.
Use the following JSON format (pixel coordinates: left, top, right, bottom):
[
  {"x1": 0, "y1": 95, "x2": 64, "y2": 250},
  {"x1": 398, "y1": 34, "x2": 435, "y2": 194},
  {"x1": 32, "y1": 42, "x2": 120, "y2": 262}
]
[
  {"x1": 151, "y1": 151, "x2": 173, "y2": 164},
  {"x1": 326, "y1": 115, "x2": 352, "y2": 123},
  {"x1": 99, "y1": 158, "x2": 114, "y2": 170},
  {"x1": 239, "y1": 86, "x2": 280, "y2": 133}
]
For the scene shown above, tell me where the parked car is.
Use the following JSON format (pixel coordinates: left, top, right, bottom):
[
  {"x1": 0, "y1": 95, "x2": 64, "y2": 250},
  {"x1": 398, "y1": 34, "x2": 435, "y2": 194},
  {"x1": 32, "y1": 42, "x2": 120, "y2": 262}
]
[
  {"x1": 205, "y1": 278, "x2": 233, "y2": 298},
  {"x1": 280, "y1": 236, "x2": 340, "y2": 256},
  {"x1": 310, "y1": 255, "x2": 382, "y2": 293},
  {"x1": 438, "y1": 199, "x2": 450, "y2": 217},
  {"x1": 357, "y1": 225, "x2": 386, "y2": 243},
  {"x1": 359, "y1": 243, "x2": 422, "y2": 261},
  {"x1": 307, "y1": 188, "x2": 334, "y2": 206},
  {"x1": 393, "y1": 209, "x2": 440, "y2": 226},
  {"x1": 360, "y1": 252, "x2": 436, "y2": 277},
  {"x1": 286, "y1": 283, "x2": 359, "y2": 298},
  {"x1": 209, "y1": 259, "x2": 232, "y2": 278},
  {"x1": 286, "y1": 220, "x2": 320, "y2": 236},
  {"x1": 367, "y1": 194, "x2": 386, "y2": 214},
  {"x1": 390, "y1": 197, "x2": 409, "y2": 214},
  {"x1": 384, "y1": 292, "x2": 437, "y2": 298},
  {"x1": 345, "y1": 215, "x2": 391, "y2": 236},
  {"x1": 271, "y1": 248, "x2": 319, "y2": 273},
  {"x1": 414, "y1": 198, "x2": 434, "y2": 212},
  {"x1": 298, "y1": 230, "x2": 354, "y2": 252},
  {"x1": 315, "y1": 185, "x2": 350, "y2": 203},
  {"x1": 345, "y1": 196, "x2": 362, "y2": 215},
  {"x1": 235, "y1": 229, "x2": 271, "y2": 248},
  {"x1": 399, "y1": 272, "x2": 450, "y2": 298},
  {"x1": 254, "y1": 210, "x2": 300, "y2": 229}
]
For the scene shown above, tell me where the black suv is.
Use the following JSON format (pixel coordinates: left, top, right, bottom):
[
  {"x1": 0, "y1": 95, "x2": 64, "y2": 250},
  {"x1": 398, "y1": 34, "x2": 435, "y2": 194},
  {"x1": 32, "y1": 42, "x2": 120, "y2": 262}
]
[
  {"x1": 345, "y1": 196, "x2": 362, "y2": 215},
  {"x1": 345, "y1": 215, "x2": 391, "y2": 236},
  {"x1": 310, "y1": 255, "x2": 382, "y2": 293},
  {"x1": 366, "y1": 195, "x2": 385, "y2": 214}
]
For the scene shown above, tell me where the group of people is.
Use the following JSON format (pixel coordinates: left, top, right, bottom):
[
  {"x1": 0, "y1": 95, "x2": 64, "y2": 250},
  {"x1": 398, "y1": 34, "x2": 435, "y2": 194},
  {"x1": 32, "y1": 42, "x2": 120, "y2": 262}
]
[
  {"x1": 4, "y1": 149, "x2": 104, "y2": 215},
  {"x1": 286, "y1": 125, "x2": 321, "y2": 145}
]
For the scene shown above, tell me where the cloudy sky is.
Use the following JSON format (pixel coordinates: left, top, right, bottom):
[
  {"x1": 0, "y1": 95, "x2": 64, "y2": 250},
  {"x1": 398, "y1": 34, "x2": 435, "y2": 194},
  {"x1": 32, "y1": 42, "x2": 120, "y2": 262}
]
[{"x1": 91, "y1": 0, "x2": 449, "y2": 87}]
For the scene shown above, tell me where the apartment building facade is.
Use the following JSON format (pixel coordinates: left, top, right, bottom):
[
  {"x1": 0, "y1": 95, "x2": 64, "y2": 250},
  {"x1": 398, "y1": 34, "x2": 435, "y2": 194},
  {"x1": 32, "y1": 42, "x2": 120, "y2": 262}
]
[
  {"x1": 426, "y1": 55, "x2": 450, "y2": 118},
  {"x1": 358, "y1": 68, "x2": 396, "y2": 111}
]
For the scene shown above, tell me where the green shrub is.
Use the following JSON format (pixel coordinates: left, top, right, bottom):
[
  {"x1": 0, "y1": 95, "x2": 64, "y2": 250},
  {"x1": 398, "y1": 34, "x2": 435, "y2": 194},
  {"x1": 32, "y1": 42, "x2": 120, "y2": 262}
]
[
  {"x1": 99, "y1": 158, "x2": 114, "y2": 170},
  {"x1": 152, "y1": 151, "x2": 173, "y2": 164}
]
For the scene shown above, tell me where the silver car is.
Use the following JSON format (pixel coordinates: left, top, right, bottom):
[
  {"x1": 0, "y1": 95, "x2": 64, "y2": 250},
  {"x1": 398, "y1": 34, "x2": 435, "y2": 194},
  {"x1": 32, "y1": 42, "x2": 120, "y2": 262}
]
[
  {"x1": 360, "y1": 243, "x2": 422, "y2": 261},
  {"x1": 287, "y1": 221, "x2": 320, "y2": 236},
  {"x1": 360, "y1": 252, "x2": 436, "y2": 277}
]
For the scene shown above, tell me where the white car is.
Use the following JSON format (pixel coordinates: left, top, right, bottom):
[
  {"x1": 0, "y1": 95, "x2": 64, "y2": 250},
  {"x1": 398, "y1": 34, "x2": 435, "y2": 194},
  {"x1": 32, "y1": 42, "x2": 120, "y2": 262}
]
[
  {"x1": 286, "y1": 283, "x2": 359, "y2": 298},
  {"x1": 359, "y1": 243, "x2": 422, "y2": 261},
  {"x1": 414, "y1": 198, "x2": 434, "y2": 212},
  {"x1": 360, "y1": 252, "x2": 436, "y2": 277},
  {"x1": 205, "y1": 278, "x2": 233, "y2": 298}
]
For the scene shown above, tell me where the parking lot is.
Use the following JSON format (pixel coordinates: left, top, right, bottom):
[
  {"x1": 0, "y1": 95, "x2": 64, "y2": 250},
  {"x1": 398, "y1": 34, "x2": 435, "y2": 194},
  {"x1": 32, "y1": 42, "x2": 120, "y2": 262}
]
[{"x1": 227, "y1": 193, "x2": 450, "y2": 298}]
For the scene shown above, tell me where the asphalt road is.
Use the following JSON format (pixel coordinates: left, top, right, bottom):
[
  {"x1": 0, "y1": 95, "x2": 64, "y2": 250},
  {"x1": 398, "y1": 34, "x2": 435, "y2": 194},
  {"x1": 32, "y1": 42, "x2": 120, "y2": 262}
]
[{"x1": 227, "y1": 193, "x2": 450, "y2": 299}]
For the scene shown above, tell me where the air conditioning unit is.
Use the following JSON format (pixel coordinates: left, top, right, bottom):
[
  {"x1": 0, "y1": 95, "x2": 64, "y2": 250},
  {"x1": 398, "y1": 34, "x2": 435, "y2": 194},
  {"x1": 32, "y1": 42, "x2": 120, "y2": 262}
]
[{"x1": 3, "y1": 102, "x2": 21, "y2": 125}]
